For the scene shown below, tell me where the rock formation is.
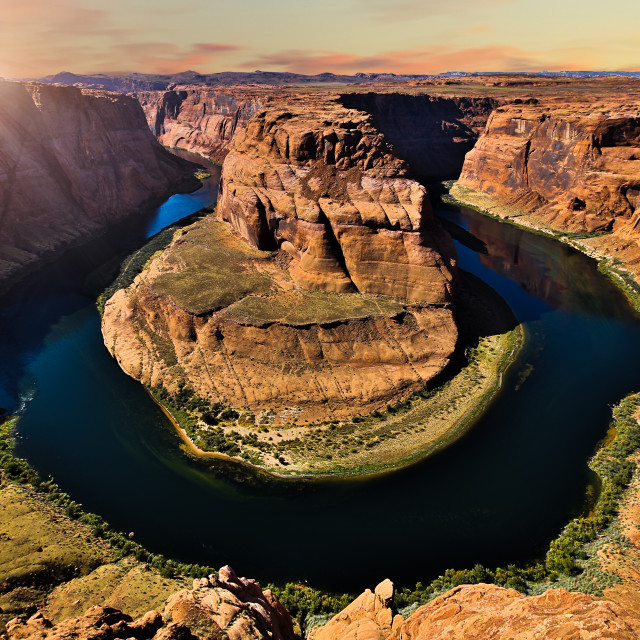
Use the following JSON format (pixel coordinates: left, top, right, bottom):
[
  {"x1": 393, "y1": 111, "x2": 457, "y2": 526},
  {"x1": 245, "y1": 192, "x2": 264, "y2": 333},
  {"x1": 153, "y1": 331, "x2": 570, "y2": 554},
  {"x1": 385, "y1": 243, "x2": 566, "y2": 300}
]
[
  {"x1": 309, "y1": 578, "x2": 402, "y2": 640},
  {"x1": 102, "y1": 95, "x2": 458, "y2": 426},
  {"x1": 5, "y1": 565, "x2": 295, "y2": 640},
  {"x1": 459, "y1": 102, "x2": 640, "y2": 233},
  {"x1": 102, "y1": 216, "x2": 456, "y2": 425},
  {"x1": 338, "y1": 93, "x2": 498, "y2": 178},
  {"x1": 456, "y1": 100, "x2": 640, "y2": 281},
  {"x1": 311, "y1": 580, "x2": 640, "y2": 640},
  {"x1": 137, "y1": 87, "x2": 268, "y2": 163},
  {"x1": 0, "y1": 80, "x2": 198, "y2": 289},
  {"x1": 217, "y1": 96, "x2": 457, "y2": 303}
]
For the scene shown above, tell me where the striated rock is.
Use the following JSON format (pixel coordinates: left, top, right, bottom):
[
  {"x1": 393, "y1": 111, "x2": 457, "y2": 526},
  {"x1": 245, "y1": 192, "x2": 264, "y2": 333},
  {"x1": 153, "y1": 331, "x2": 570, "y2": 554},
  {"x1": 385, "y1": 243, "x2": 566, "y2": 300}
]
[
  {"x1": 103, "y1": 94, "x2": 459, "y2": 427},
  {"x1": 456, "y1": 101, "x2": 640, "y2": 286},
  {"x1": 338, "y1": 93, "x2": 499, "y2": 178},
  {"x1": 0, "y1": 80, "x2": 197, "y2": 288},
  {"x1": 6, "y1": 566, "x2": 295, "y2": 640},
  {"x1": 459, "y1": 103, "x2": 640, "y2": 234},
  {"x1": 137, "y1": 87, "x2": 268, "y2": 163},
  {"x1": 392, "y1": 584, "x2": 640, "y2": 639},
  {"x1": 217, "y1": 96, "x2": 457, "y2": 304},
  {"x1": 309, "y1": 579, "x2": 403, "y2": 640},
  {"x1": 102, "y1": 215, "x2": 457, "y2": 425},
  {"x1": 312, "y1": 582, "x2": 640, "y2": 640}
]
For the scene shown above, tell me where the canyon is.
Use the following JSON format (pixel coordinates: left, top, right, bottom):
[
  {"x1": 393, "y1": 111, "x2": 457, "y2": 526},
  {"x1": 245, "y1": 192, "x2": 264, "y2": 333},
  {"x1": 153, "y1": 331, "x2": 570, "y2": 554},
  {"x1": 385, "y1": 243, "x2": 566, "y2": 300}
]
[
  {"x1": 5, "y1": 74, "x2": 640, "y2": 639},
  {"x1": 0, "y1": 80, "x2": 199, "y2": 291}
]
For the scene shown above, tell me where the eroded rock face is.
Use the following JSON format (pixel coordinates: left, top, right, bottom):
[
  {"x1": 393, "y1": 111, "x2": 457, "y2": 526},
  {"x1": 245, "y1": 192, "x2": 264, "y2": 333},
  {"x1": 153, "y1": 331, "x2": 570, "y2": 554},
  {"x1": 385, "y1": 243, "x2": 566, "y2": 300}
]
[
  {"x1": 393, "y1": 584, "x2": 640, "y2": 640},
  {"x1": 459, "y1": 103, "x2": 640, "y2": 234},
  {"x1": 5, "y1": 566, "x2": 295, "y2": 640},
  {"x1": 338, "y1": 93, "x2": 499, "y2": 178},
  {"x1": 217, "y1": 97, "x2": 457, "y2": 305},
  {"x1": 309, "y1": 579, "x2": 402, "y2": 640},
  {"x1": 103, "y1": 95, "x2": 458, "y2": 425},
  {"x1": 311, "y1": 581, "x2": 640, "y2": 640},
  {"x1": 137, "y1": 87, "x2": 267, "y2": 163},
  {"x1": 102, "y1": 216, "x2": 456, "y2": 424},
  {"x1": 0, "y1": 80, "x2": 196, "y2": 288}
]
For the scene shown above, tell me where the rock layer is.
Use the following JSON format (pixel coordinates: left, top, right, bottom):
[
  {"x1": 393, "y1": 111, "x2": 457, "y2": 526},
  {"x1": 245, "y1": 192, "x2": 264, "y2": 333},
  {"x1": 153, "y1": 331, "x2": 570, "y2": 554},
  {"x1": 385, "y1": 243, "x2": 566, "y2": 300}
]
[
  {"x1": 459, "y1": 103, "x2": 640, "y2": 233},
  {"x1": 6, "y1": 565, "x2": 295, "y2": 640},
  {"x1": 311, "y1": 580, "x2": 640, "y2": 640},
  {"x1": 103, "y1": 95, "x2": 459, "y2": 425},
  {"x1": 102, "y1": 216, "x2": 456, "y2": 424},
  {"x1": 338, "y1": 93, "x2": 499, "y2": 178},
  {"x1": 137, "y1": 87, "x2": 267, "y2": 163},
  {"x1": 0, "y1": 80, "x2": 197, "y2": 287},
  {"x1": 217, "y1": 96, "x2": 457, "y2": 305}
]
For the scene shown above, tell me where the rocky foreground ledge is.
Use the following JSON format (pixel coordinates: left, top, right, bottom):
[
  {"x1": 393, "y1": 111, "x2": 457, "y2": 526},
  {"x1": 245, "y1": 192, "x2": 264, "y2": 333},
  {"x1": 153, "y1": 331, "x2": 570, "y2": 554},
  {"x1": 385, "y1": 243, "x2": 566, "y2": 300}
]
[
  {"x1": 310, "y1": 579, "x2": 640, "y2": 640},
  {"x1": 9, "y1": 576, "x2": 640, "y2": 640}
]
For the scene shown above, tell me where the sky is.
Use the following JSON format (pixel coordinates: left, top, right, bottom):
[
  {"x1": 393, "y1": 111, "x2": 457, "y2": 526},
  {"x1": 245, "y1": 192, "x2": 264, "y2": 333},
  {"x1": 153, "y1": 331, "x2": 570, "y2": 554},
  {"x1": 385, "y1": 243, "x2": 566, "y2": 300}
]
[{"x1": 0, "y1": 0, "x2": 639, "y2": 78}]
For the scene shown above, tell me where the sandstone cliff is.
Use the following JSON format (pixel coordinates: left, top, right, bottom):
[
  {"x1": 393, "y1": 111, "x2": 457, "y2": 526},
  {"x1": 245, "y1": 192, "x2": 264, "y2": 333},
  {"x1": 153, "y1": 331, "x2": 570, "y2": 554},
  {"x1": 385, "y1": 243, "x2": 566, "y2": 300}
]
[
  {"x1": 102, "y1": 215, "x2": 456, "y2": 427},
  {"x1": 217, "y1": 96, "x2": 457, "y2": 304},
  {"x1": 137, "y1": 87, "x2": 268, "y2": 163},
  {"x1": 102, "y1": 95, "x2": 458, "y2": 429},
  {"x1": 459, "y1": 103, "x2": 640, "y2": 232},
  {"x1": 456, "y1": 101, "x2": 640, "y2": 281},
  {"x1": 0, "y1": 80, "x2": 197, "y2": 288},
  {"x1": 338, "y1": 93, "x2": 499, "y2": 178}
]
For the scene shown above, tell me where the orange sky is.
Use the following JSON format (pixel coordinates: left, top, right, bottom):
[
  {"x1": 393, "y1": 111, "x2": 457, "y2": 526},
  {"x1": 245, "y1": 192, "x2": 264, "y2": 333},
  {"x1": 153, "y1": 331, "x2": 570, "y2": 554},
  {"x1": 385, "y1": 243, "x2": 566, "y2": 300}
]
[{"x1": 1, "y1": 0, "x2": 638, "y2": 78}]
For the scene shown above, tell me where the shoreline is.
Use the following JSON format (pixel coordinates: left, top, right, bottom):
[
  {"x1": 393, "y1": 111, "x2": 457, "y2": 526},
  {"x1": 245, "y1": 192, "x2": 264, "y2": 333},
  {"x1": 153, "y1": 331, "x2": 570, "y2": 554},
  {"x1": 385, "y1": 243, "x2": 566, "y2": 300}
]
[
  {"x1": 446, "y1": 182, "x2": 640, "y2": 313},
  {"x1": 144, "y1": 272, "x2": 525, "y2": 482}
]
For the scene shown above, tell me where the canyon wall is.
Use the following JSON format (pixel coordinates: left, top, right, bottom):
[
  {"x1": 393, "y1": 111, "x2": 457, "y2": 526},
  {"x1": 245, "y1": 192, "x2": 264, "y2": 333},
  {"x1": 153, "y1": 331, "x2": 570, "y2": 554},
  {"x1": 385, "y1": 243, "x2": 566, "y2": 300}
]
[
  {"x1": 0, "y1": 80, "x2": 197, "y2": 288},
  {"x1": 217, "y1": 96, "x2": 457, "y2": 304},
  {"x1": 103, "y1": 95, "x2": 459, "y2": 425},
  {"x1": 457, "y1": 102, "x2": 640, "y2": 281},
  {"x1": 459, "y1": 103, "x2": 640, "y2": 233},
  {"x1": 338, "y1": 92, "x2": 499, "y2": 178},
  {"x1": 136, "y1": 87, "x2": 267, "y2": 163}
]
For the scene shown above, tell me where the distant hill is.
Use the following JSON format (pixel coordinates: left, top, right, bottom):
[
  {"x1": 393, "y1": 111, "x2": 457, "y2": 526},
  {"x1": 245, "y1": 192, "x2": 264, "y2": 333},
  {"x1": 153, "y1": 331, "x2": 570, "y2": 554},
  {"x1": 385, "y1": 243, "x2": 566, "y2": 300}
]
[
  {"x1": 32, "y1": 70, "x2": 432, "y2": 92},
  {"x1": 31, "y1": 69, "x2": 640, "y2": 93}
]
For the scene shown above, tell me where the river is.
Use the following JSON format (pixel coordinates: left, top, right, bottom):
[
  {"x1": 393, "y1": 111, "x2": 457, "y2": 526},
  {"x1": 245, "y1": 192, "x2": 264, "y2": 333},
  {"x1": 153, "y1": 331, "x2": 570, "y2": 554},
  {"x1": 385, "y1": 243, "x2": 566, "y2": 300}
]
[{"x1": 2, "y1": 167, "x2": 640, "y2": 593}]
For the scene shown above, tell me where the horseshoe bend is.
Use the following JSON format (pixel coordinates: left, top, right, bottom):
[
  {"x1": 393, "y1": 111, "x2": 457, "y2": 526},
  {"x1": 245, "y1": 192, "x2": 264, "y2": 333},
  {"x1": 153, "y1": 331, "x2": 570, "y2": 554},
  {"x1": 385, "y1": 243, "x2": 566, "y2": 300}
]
[
  {"x1": 6, "y1": 72, "x2": 640, "y2": 639},
  {"x1": 100, "y1": 89, "x2": 527, "y2": 476}
]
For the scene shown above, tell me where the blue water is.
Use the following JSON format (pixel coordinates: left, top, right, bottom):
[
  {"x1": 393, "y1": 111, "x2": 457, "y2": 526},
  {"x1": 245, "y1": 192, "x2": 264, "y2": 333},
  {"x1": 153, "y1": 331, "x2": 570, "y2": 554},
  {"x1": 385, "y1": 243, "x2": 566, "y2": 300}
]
[{"x1": 3, "y1": 185, "x2": 640, "y2": 593}]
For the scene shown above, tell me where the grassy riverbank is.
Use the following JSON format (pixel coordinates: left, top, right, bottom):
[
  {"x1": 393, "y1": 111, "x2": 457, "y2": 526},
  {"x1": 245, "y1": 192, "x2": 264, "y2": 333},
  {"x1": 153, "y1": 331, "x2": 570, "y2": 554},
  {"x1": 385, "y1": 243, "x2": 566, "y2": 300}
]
[
  {"x1": 144, "y1": 268, "x2": 523, "y2": 479},
  {"x1": 447, "y1": 182, "x2": 640, "y2": 314}
]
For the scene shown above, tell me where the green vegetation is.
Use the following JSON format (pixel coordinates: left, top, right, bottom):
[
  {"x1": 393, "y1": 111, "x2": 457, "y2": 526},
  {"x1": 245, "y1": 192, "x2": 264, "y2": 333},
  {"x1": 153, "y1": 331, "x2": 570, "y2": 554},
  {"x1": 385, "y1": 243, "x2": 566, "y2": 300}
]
[
  {"x1": 220, "y1": 290, "x2": 402, "y2": 325},
  {"x1": 0, "y1": 415, "x2": 215, "y2": 581},
  {"x1": 598, "y1": 258, "x2": 640, "y2": 313},
  {"x1": 269, "y1": 583, "x2": 353, "y2": 632},
  {"x1": 146, "y1": 215, "x2": 403, "y2": 323},
  {"x1": 97, "y1": 206, "x2": 215, "y2": 315}
]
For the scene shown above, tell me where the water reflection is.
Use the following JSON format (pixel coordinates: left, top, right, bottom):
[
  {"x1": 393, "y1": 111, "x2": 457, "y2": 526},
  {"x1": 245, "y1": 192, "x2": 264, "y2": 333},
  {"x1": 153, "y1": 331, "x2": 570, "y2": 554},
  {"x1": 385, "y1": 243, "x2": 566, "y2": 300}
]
[
  {"x1": 0, "y1": 155, "x2": 221, "y2": 412},
  {"x1": 5, "y1": 188, "x2": 640, "y2": 592},
  {"x1": 439, "y1": 206, "x2": 634, "y2": 321}
]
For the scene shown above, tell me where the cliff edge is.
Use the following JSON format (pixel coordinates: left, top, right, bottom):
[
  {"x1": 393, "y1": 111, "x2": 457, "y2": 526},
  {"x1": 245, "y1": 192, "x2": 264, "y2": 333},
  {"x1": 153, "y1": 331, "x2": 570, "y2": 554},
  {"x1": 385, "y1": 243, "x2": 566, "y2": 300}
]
[{"x1": 0, "y1": 80, "x2": 197, "y2": 289}]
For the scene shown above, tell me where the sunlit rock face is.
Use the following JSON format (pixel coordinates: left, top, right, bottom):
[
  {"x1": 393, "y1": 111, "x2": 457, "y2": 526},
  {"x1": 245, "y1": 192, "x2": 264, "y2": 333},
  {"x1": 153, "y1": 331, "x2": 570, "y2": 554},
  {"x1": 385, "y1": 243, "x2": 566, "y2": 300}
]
[
  {"x1": 0, "y1": 80, "x2": 196, "y2": 287},
  {"x1": 217, "y1": 95, "x2": 457, "y2": 305},
  {"x1": 136, "y1": 86, "x2": 267, "y2": 163}
]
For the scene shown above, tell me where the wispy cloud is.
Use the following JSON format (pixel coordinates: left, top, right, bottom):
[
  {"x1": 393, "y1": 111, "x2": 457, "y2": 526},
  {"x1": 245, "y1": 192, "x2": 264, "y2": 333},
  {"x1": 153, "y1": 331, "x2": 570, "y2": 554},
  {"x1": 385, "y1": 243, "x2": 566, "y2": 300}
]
[
  {"x1": 115, "y1": 42, "x2": 243, "y2": 74},
  {"x1": 353, "y1": 0, "x2": 514, "y2": 21},
  {"x1": 240, "y1": 45, "x2": 565, "y2": 75}
]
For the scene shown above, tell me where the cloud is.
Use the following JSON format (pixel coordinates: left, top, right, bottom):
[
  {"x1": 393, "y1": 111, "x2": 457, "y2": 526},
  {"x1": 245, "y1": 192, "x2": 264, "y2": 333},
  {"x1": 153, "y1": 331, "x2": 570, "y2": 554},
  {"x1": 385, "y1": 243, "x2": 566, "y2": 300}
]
[
  {"x1": 353, "y1": 0, "x2": 514, "y2": 21},
  {"x1": 240, "y1": 45, "x2": 560, "y2": 76},
  {"x1": 114, "y1": 42, "x2": 243, "y2": 74}
]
